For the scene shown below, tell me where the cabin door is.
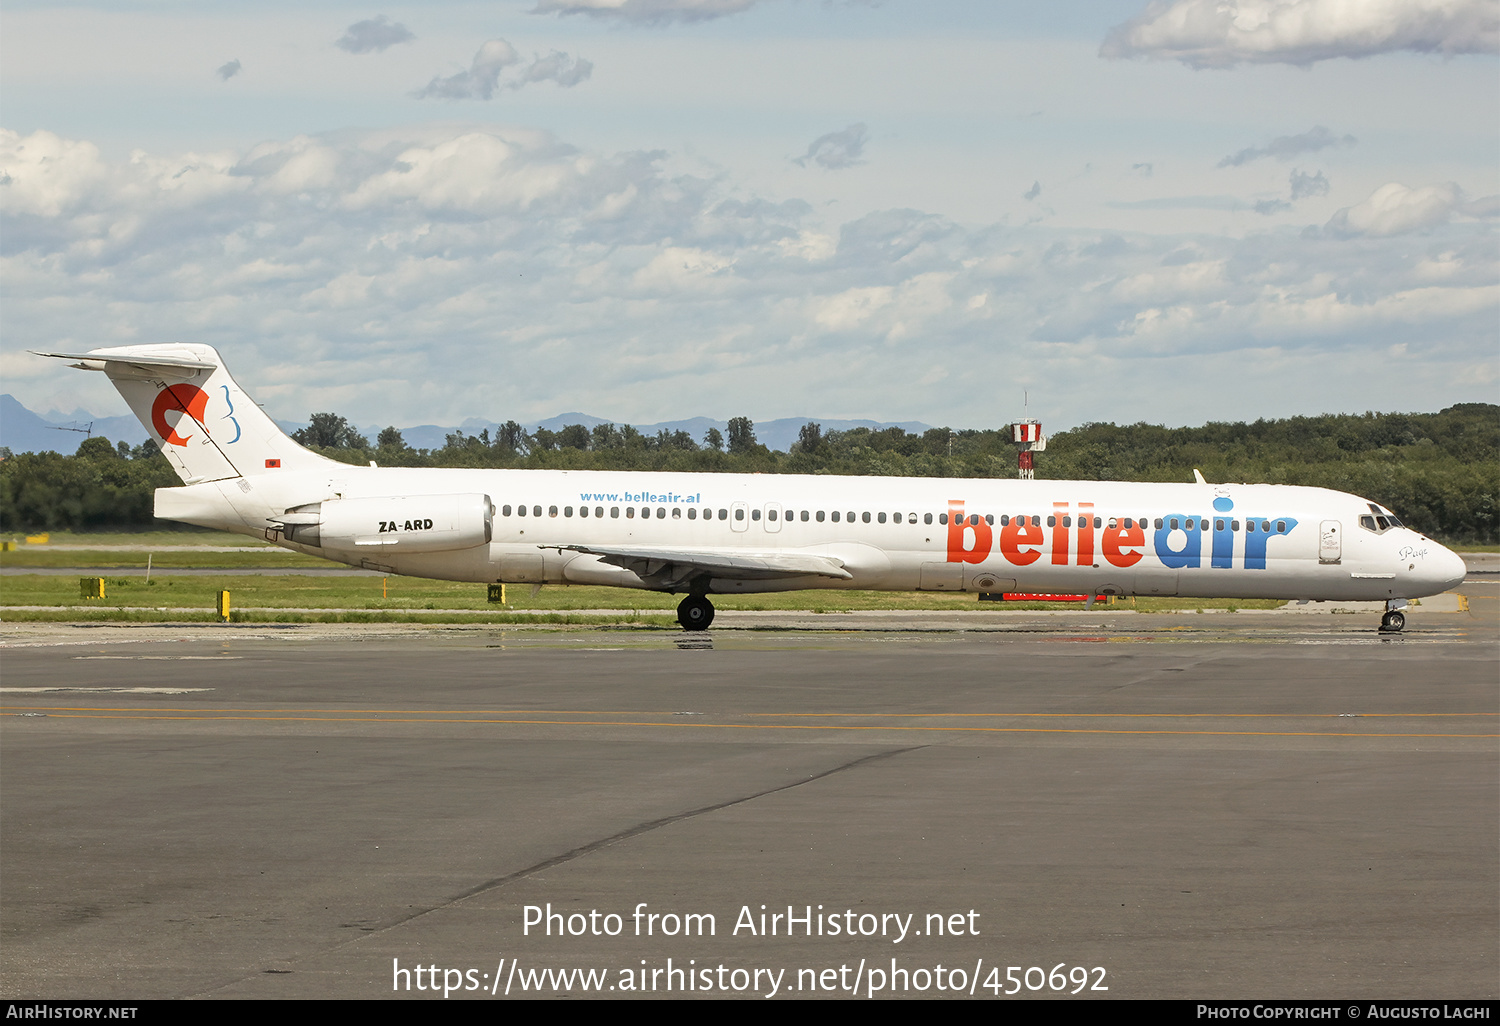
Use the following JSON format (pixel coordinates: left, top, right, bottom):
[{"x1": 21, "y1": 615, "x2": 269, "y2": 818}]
[{"x1": 1318, "y1": 520, "x2": 1342, "y2": 564}]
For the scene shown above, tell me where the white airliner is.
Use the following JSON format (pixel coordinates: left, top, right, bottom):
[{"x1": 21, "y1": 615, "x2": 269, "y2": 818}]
[{"x1": 37, "y1": 344, "x2": 1467, "y2": 632}]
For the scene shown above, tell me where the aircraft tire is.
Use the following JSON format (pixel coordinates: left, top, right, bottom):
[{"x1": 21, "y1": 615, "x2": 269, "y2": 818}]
[
  {"x1": 1379, "y1": 610, "x2": 1406, "y2": 633},
  {"x1": 677, "y1": 595, "x2": 715, "y2": 631}
]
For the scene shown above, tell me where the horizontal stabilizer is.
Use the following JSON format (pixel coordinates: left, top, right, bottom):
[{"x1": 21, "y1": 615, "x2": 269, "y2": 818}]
[{"x1": 32, "y1": 347, "x2": 218, "y2": 376}]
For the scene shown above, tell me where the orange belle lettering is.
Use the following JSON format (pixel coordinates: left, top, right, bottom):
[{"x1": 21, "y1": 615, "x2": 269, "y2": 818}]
[{"x1": 946, "y1": 501, "x2": 993, "y2": 564}]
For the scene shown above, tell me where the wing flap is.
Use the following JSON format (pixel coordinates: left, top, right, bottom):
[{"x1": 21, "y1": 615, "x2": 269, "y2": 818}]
[{"x1": 548, "y1": 544, "x2": 852, "y2": 587}]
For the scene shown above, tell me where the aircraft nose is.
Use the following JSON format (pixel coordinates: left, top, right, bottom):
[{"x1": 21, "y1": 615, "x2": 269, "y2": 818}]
[
  {"x1": 1434, "y1": 545, "x2": 1468, "y2": 593},
  {"x1": 1412, "y1": 542, "x2": 1468, "y2": 596}
]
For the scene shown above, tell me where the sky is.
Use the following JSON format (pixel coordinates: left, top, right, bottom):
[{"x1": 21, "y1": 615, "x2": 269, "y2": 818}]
[{"x1": 2, "y1": 0, "x2": 1496, "y2": 434}]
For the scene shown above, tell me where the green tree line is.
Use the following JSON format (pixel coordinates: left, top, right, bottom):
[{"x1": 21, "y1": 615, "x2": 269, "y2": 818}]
[{"x1": 3, "y1": 404, "x2": 1494, "y2": 542}]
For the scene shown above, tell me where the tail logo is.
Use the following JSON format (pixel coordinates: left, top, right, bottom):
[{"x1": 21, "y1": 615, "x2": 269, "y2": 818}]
[{"x1": 151, "y1": 385, "x2": 209, "y2": 446}]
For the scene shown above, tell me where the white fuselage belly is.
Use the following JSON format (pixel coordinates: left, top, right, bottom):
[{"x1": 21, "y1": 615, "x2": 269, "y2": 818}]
[{"x1": 160, "y1": 466, "x2": 1467, "y2": 603}]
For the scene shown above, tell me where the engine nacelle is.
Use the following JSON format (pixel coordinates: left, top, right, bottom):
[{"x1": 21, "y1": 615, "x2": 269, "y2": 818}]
[{"x1": 274, "y1": 493, "x2": 492, "y2": 554}]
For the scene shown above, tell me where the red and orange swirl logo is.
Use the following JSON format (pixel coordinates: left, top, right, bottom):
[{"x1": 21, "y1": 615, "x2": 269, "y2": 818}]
[{"x1": 151, "y1": 385, "x2": 209, "y2": 446}]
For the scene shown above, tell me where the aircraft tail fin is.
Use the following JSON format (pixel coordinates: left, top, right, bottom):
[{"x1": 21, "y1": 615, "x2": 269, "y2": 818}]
[{"x1": 33, "y1": 344, "x2": 332, "y2": 485}]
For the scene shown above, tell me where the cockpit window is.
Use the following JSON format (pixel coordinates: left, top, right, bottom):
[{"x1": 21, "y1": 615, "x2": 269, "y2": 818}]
[{"x1": 1360, "y1": 513, "x2": 1400, "y2": 535}]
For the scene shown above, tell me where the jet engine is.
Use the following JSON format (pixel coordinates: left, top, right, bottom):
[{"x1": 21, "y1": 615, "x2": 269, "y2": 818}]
[{"x1": 270, "y1": 493, "x2": 492, "y2": 554}]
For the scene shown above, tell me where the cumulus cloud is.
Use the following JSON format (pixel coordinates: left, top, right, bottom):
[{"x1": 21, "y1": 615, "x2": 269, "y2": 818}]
[
  {"x1": 531, "y1": 0, "x2": 762, "y2": 24},
  {"x1": 1218, "y1": 126, "x2": 1355, "y2": 168},
  {"x1": 2, "y1": 125, "x2": 1494, "y2": 429},
  {"x1": 794, "y1": 124, "x2": 868, "y2": 170},
  {"x1": 1101, "y1": 0, "x2": 1499, "y2": 68},
  {"x1": 1323, "y1": 181, "x2": 1498, "y2": 237},
  {"x1": 415, "y1": 40, "x2": 592, "y2": 99},
  {"x1": 336, "y1": 16, "x2": 416, "y2": 54},
  {"x1": 216, "y1": 59, "x2": 241, "y2": 81}
]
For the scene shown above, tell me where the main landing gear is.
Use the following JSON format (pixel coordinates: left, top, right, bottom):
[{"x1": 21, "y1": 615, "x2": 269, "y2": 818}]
[{"x1": 677, "y1": 594, "x2": 715, "y2": 631}]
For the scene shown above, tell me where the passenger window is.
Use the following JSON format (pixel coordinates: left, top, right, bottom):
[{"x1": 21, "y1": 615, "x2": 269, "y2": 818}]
[
  {"x1": 925, "y1": 513, "x2": 933, "y2": 525},
  {"x1": 847, "y1": 511, "x2": 855, "y2": 523},
  {"x1": 719, "y1": 509, "x2": 728, "y2": 520},
  {"x1": 816, "y1": 511, "x2": 825, "y2": 522},
  {"x1": 548, "y1": 506, "x2": 558, "y2": 517},
  {"x1": 862, "y1": 512, "x2": 871, "y2": 523},
  {"x1": 1246, "y1": 521, "x2": 1255, "y2": 533},
  {"x1": 832, "y1": 511, "x2": 841, "y2": 523},
  {"x1": 657, "y1": 507, "x2": 666, "y2": 519},
  {"x1": 1276, "y1": 521, "x2": 1286, "y2": 532},
  {"x1": 580, "y1": 506, "x2": 588, "y2": 518},
  {"x1": 1001, "y1": 515, "x2": 1010, "y2": 526},
  {"x1": 517, "y1": 505, "x2": 527, "y2": 517},
  {"x1": 565, "y1": 506, "x2": 574, "y2": 517},
  {"x1": 1231, "y1": 520, "x2": 1239, "y2": 531},
  {"x1": 1047, "y1": 516, "x2": 1057, "y2": 527},
  {"x1": 503, "y1": 505, "x2": 512, "y2": 516},
  {"x1": 610, "y1": 507, "x2": 620, "y2": 518},
  {"x1": 1155, "y1": 518, "x2": 1163, "y2": 529},
  {"x1": 626, "y1": 508, "x2": 635, "y2": 519},
  {"x1": 1215, "y1": 519, "x2": 1224, "y2": 531},
  {"x1": 893, "y1": 513, "x2": 902, "y2": 524},
  {"x1": 985, "y1": 515, "x2": 993, "y2": 526},
  {"x1": 735, "y1": 508, "x2": 744, "y2": 521},
  {"x1": 1261, "y1": 521, "x2": 1270, "y2": 532},
  {"x1": 596, "y1": 507, "x2": 604, "y2": 518},
  {"x1": 878, "y1": 512, "x2": 887, "y2": 524},
  {"x1": 752, "y1": 509, "x2": 761, "y2": 521},
  {"x1": 688, "y1": 508, "x2": 697, "y2": 520},
  {"x1": 768, "y1": 509, "x2": 778, "y2": 521},
  {"x1": 1170, "y1": 518, "x2": 1179, "y2": 530},
  {"x1": 1093, "y1": 517, "x2": 1101, "y2": 529},
  {"x1": 938, "y1": 513, "x2": 948, "y2": 525},
  {"x1": 533, "y1": 506, "x2": 542, "y2": 517},
  {"x1": 802, "y1": 510, "x2": 810, "y2": 522},
  {"x1": 672, "y1": 507, "x2": 682, "y2": 518}
]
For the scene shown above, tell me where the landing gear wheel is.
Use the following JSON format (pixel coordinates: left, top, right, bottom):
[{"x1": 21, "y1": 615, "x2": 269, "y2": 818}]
[
  {"x1": 677, "y1": 595, "x2": 715, "y2": 631},
  {"x1": 1379, "y1": 610, "x2": 1406, "y2": 633}
]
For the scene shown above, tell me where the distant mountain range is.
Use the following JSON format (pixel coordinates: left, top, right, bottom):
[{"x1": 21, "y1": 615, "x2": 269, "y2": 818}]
[{"x1": 0, "y1": 394, "x2": 932, "y2": 456}]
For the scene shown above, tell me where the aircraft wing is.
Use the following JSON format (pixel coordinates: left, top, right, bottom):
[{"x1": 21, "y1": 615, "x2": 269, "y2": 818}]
[{"x1": 547, "y1": 544, "x2": 852, "y2": 589}]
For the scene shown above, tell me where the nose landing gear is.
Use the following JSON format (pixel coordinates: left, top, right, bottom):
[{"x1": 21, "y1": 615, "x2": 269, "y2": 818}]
[
  {"x1": 1379, "y1": 599, "x2": 1408, "y2": 633},
  {"x1": 677, "y1": 594, "x2": 715, "y2": 631}
]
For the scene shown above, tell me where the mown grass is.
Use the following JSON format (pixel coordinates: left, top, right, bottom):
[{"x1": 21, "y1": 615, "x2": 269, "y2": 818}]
[
  {"x1": 0, "y1": 572, "x2": 1288, "y2": 617},
  {"x1": 1, "y1": 548, "x2": 338, "y2": 569},
  {"x1": 3, "y1": 528, "x2": 268, "y2": 547},
  {"x1": 0, "y1": 607, "x2": 678, "y2": 626}
]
